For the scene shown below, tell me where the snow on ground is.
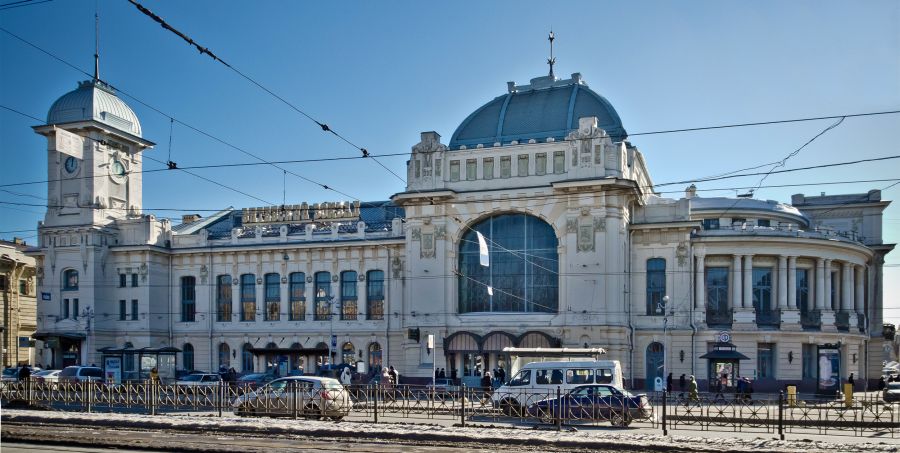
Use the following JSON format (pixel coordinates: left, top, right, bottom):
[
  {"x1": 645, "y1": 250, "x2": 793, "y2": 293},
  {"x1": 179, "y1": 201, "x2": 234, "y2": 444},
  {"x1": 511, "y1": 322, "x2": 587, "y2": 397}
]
[{"x1": 2, "y1": 409, "x2": 898, "y2": 453}]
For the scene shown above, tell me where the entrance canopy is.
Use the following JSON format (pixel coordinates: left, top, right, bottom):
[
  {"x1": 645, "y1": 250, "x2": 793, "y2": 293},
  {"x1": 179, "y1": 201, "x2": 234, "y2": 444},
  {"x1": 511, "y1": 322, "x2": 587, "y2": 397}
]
[
  {"x1": 247, "y1": 345, "x2": 328, "y2": 355},
  {"x1": 699, "y1": 342, "x2": 750, "y2": 360},
  {"x1": 32, "y1": 331, "x2": 86, "y2": 341}
]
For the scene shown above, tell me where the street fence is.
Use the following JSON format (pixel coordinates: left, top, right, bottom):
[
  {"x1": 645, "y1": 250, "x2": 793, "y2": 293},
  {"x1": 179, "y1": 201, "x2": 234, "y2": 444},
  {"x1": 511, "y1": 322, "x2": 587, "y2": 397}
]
[{"x1": 1, "y1": 380, "x2": 897, "y2": 438}]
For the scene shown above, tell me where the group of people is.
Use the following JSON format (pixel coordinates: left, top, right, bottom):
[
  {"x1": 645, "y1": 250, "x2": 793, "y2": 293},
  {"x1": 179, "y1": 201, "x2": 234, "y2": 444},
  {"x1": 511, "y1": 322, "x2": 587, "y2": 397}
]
[{"x1": 878, "y1": 374, "x2": 899, "y2": 390}]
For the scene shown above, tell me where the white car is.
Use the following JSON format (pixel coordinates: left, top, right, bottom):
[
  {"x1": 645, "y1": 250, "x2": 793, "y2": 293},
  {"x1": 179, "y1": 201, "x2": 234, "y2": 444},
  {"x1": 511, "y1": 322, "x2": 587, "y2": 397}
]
[
  {"x1": 58, "y1": 366, "x2": 103, "y2": 383},
  {"x1": 33, "y1": 369, "x2": 62, "y2": 383},
  {"x1": 233, "y1": 376, "x2": 352, "y2": 420},
  {"x1": 176, "y1": 373, "x2": 222, "y2": 386}
]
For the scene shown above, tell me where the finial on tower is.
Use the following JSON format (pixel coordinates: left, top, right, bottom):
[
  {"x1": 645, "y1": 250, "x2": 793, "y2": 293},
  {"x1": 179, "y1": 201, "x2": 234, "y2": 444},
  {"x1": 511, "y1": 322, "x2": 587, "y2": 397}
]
[
  {"x1": 93, "y1": 3, "x2": 100, "y2": 81},
  {"x1": 547, "y1": 29, "x2": 556, "y2": 78}
]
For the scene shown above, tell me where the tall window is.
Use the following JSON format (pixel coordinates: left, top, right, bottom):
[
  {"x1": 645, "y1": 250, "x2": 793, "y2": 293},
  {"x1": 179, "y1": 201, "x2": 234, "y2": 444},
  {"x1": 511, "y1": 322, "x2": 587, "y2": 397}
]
[
  {"x1": 183, "y1": 343, "x2": 194, "y2": 371},
  {"x1": 465, "y1": 159, "x2": 476, "y2": 180},
  {"x1": 646, "y1": 259, "x2": 667, "y2": 315},
  {"x1": 131, "y1": 273, "x2": 139, "y2": 287},
  {"x1": 341, "y1": 342, "x2": 355, "y2": 365},
  {"x1": 241, "y1": 274, "x2": 256, "y2": 322},
  {"x1": 119, "y1": 300, "x2": 127, "y2": 321},
  {"x1": 752, "y1": 268, "x2": 773, "y2": 313},
  {"x1": 706, "y1": 267, "x2": 729, "y2": 312},
  {"x1": 289, "y1": 272, "x2": 306, "y2": 321},
  {"x1": 449, "y1": 160, "x2": 460, "y2": 181},
  {"x1": 366, "y1": 270, "x2": 385, "y2": 320},
  {"x1": 181, "y1": 276, "x2": 196, "y2": 322},
  {"x1": 119, "y1": 274, "x2": 127, "y2": 288},
  {"x1": 72, "y1": 298, "x2": 79, "y2": 319},
  {"x1": 802, "y1": 344, "x2": 815, "y2": 379},
  {"x1": 535, "y1": 153, "x2": 547, "y2": 175},
  {"x1": 796, "y1": 269, "x2": 809, "y2": 313},
  {"x1": 757, "y1": 343, "x2": 775, "y2": 379},
  {"x1": 500, "y1": 156, "x2": 511, "y2": 178},
  {"x1": 368, "y1": 342, "x2": 383, "y2": 374},
  {"x1": 264, "y1": 273, "x2": 280, "y2": 321},
  {"x1": 63, "y1": 299, "x2": 70, "y2": 319},
  {"x1": 241, "y1": 343, "x2": 253, "y2": 372},
  {"x1": 552, "y1": 151, "x2": 565, "y2": 174},
  {"x1": 217, "y1": 275, "x2": 232, "y2": 322},
  {"x1": 131, "y1": 299, "x2": 138, "y2": 321},
  {"x1": 314, "y1": 272, "x2": 332, "y2": 321},
  {"x1": 458, "y1": 214, "x2": 558, "y2": 313},
  {"x1": 63, "y1": 269, "x2": 78, "y2": 291},
  {"x1": 218, "y1": 343, "x2": 231, "y2": 370},
  {"x1": 483, "y1": 157, "x2": 494, "y2": 179},
  {"x1": 341, "y1": 271, "x2": 358, "y2": 320},
  {"x1": 517, "y1": 154, "x2": 529, "y2": 176}
]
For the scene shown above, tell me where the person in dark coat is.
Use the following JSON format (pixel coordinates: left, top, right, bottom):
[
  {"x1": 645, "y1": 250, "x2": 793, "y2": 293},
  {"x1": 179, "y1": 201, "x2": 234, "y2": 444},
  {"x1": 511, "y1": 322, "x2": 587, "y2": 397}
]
[
  {"x1": 496, "y1": 367, "x2": 506, "y2": 384},
  {"x1": 666, "y1": 373, "x2": 673, "y2": 392},
  {"x1": 679, "y1": 374, "x2": 687, "y2": 392},
  {"x1": 438, "y1": 368, "x2": 446, "y2": 379},
  {"x1": 878, "y1": 376, "x2": 886, "y2": 391},
  {"x1": 18, "y1": 365, "x2": 31, "y2": 381},
  {"x1": 848, "y1": 373, "x2": 855, "y2": 386}
]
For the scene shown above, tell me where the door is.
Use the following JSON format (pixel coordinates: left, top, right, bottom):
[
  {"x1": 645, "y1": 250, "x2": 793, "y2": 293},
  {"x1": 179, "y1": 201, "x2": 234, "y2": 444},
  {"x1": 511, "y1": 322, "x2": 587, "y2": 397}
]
[{"x1": 646, "y1": 342, "x2": 665, "y2": 391}]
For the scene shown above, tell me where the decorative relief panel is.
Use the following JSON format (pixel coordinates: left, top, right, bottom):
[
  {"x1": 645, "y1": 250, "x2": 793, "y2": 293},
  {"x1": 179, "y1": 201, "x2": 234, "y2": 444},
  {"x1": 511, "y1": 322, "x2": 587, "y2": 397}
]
[
  {"x1": 593, "y1": 216, "x2": 606, "y2": 232},
  {"x1": 435, "y1": 225, "x2": 447, "y2": 240},
  {"x1": 676, "y1": 242, "x2": 688, "y2": 267},
  {"x1": 411, "y1": 228, "x2": 421, "y2": 240},
  {"x1": 566, "y1": 218, "x2": 578, "y2": 234},
  {"x1": 421, "y1": 233, "x2": 435, "y2": 259},
  {"x1": 577, "y1": 225, "x2": 594, "y2": 252}
]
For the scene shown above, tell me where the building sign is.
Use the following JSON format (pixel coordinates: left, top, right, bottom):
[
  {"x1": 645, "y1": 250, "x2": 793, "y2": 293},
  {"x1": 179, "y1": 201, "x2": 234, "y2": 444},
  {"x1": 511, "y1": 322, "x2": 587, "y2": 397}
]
[
  {"x1": 53, "y1": 127, "x2": 84, "y2": 159},
  {"x1": 817, "y1": 345, "x2": 841, "y2": 394},
  {"x1": 104, "y1": 357, "x2": 122, "y2": 384},
  {"x1": 41, "y1": 292, "x2": 51, "y2": 301},
  {"x1": 18, "y1": 336, "x2": 32, "y2": 348},
  {"x1": 717, "y1": 331, "x2": 731, "y2": 343},
  {"x1": 241, "y1": 201, "x2": 361, "y2": 225}
]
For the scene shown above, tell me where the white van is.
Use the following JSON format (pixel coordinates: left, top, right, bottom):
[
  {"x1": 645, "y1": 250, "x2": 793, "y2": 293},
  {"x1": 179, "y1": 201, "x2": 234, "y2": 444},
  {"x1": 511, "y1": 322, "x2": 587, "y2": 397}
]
[{"x1": 491, "y1": 360, "x2": 623, "y2": 414}]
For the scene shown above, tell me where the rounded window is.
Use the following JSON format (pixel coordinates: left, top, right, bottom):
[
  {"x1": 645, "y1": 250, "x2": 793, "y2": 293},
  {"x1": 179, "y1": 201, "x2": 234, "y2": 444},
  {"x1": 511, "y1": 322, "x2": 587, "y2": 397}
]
[{"x1": 458, "y1": 213, "x2": 558, "y2": 313}]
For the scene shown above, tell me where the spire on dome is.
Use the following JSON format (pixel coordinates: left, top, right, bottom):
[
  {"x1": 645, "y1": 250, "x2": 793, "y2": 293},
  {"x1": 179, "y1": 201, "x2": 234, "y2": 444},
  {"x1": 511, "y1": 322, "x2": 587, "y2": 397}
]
[
  {"x1": 93, "y1": 5, "x2": 100, "y2": 81},
  {"x1": 547, "y1": 29, "x2": 556, "y2": 78}
]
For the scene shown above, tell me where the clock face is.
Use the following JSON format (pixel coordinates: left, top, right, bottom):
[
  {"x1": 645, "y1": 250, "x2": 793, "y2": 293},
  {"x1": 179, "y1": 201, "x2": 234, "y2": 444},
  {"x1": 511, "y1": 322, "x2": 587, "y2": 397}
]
[
  {"x1": 64, "y1": 156, "x2": 78, "y2": 174},
  {"x1": 111, "y1": 160, "x2": 126, "y2": 177},
  {"x1": 108, "y1": 157, "x2": 128, "y2": 184}
]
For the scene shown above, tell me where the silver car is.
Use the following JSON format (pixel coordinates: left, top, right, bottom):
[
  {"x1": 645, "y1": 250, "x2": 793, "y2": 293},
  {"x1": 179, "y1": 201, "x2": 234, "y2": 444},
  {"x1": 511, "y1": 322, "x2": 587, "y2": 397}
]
[{"x1": 233, "y1": 376, "x2": 352, "y2": 420}]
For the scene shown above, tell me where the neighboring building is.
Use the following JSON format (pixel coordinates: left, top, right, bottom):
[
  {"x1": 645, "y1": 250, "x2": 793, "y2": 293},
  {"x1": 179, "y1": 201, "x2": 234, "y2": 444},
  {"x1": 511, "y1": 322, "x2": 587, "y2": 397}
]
[
  {"x1": 1, "y1": 238, "x2": 38, "y2": 367},
  {"x1": 29, "y1": 69, "x2": 893, "y2": 392}
]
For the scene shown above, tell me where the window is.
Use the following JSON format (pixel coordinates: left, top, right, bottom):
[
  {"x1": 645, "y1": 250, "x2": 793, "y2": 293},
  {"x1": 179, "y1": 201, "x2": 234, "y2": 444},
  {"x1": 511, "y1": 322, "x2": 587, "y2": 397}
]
[
  {"x1": 731, "y1": 218, "x2": 746, "y2": 226},
  {"x1": 217, "y1": 275, "x2": 232, "y2": 322},
  {"x1": 434, "y1": 158, "x2": 441, "y2": 176},
  {"x1": 72, "y1": 298, "x2": 79, "y2": 319},
  {"x1": 242, "y1": 343, "x2": 253, "y2": 372},
  {"x1": 219, "y1": 343, "x2": 231, "y2": 369},
  {"x1": 119, "y1": 300, "x2": 127, "y2": 321},
  {"x1": 758, "y1": 343, "x2": 775, "y2": 379},
  {"x1": 500, "y1": 156, "x2": 511, "y2": 178},
  {"x1": 181, "y1": 276, "x2": 196, "y2": 322},
  {"x1": 646, "y1": 258, "x2": 666, "y2": 315},
  {"x1": 757, "y1": 219, "x2": 770, "y2": 227},
  {"x1": 63, "y1": 298, "x2": 70, "y2": 319},
  {"x1": 566, "y1": 368, "x2": 593, "y2": 384},
  {"x1": 802, "y1": 344, "x2": 815, "y2": 379},
  {"x1": 449, "y1": 160, "x2": 460, "y2": 182},
  {"x1": 131, "y1": 299, "x2": 138, "y2": 321},
  {"x1": 535, "y1": 153, "x2": 546, "y2": 175},
  {"x1": 466, "y1": 159, "x2": 476, "y2": 180},
  {"x1": 289, "y1": 272, "x2": 306, "y2": 321},
  {"x1": 517, "y1": 154, "x2": 529, "y2": 176},
  {"x1": 341, "y1": 342, "x2": 355, "y2": 364},
  {"x1": 752, "y1": 268, "x2": 773, "y2": 313},
  {"x1": 63, "y1": 269, "x2": 78, "y2": 291},
  {"x1": 0, "y1": 275, "x2": 6, "y2": 290},
  {"x1": 183, "y1": 343, "x2": 194, "y2": 371},
  {"x1": 483, "y1": 158, "x2": 494, "y2": 180},
  {"x1": 131, "y1": 273, "x2": 138, "y2": 287},
  {"x1": 314, "y1": 271, "x2": 332, "y2": 321},
  {"x1": 535, "y1": 369, "x2": 563, "y2": 385},
  {"x1": 596, "y1": 368, "x2": 614, "y2": 384},
  {"x1": 414, "y1": 159, "x2": 421, "y2": 178},
  {"x1": 368, "y1": 342, "x2": 382, "y2": 372},
  {"x1": 119, "y1": 274, "x2": 127, "y2": 288},
  {"x1": 340, "y1": 271, "x2": 358, "y2": 320},
  {"x1": 264, "y1": 273, "x2": 280, "y2": 321},
  {"x1": 366, "y1": 270, "x2": 385, "y2": 320},
  {"x1": 706, "y1": 267, "x2": 729, "y2": 312},
  {"x1": 796, "y1": 269, "x2": 809, "y2": 313},
  {"x1": 553, "y1": 151, "x2": 565, "y2": 174},
  {"x1": 702, "y1": 219, "x2": 720, "y2": 230},
  {"x1": 241, "y1": 274, "x2": 256, "y2": 322},
  {"x1": 458, "y1": 214, "x2": 558, "y2": 313},
  {"x1": 19, "y1": 279, "x2": 27, "y2": 295},
  {"x1": 508, "y1": 370, "x2": 531, "y2": 387}
]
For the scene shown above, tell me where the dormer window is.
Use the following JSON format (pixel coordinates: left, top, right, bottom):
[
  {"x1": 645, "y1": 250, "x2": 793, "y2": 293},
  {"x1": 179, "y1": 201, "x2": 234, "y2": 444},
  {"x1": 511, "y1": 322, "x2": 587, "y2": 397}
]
[
  {"x1": 757, "y1": 219, "x2": 770, "y2": 227},
  {"x1": 702, "y1": 219, "x2": 720, "y2": 230}
]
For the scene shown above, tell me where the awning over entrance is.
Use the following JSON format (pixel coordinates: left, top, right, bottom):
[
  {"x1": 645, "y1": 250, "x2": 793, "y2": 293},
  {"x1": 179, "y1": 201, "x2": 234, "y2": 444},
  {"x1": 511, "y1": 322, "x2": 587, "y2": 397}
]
[
  {"x1": 97, "y1": 346, "x2": 181, "y2": 354},
  {"x1": 699, "y1": 342, "x2": 750, "y2": 360},
  {"x1": 248, "y1": 346, "x2": 328, "y2": 355},
  {"x1": 31, "y1": 331, "x2": 86, "y2": 341}
]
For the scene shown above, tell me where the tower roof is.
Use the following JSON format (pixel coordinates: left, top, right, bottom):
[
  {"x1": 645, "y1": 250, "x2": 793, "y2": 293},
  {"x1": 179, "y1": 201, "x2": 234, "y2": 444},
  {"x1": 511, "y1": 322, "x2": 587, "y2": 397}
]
[
  {"x1": 448, "y1": 73, "x2": 626, "y2": 149},
  {"x1": 46, "y1": 79, "x2": 142, "y2": 138}
]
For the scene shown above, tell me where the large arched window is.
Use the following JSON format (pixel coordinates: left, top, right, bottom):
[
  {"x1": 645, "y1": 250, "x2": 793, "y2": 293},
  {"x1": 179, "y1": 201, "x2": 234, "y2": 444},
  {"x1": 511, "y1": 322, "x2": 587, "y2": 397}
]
[
  {"x1": 62, "y1": 269, "x2": 79, "y2": 291},
  {"x1": 646, "y1": 258, "x2": 666, "y2": 316},
  {"x1": 314, "y1": 272, "x2": 332, "y2": 321},
  {"x1": 458, "y1": 213, "x2": 558, "y2": 313},
  {"x1": 183, "y1": 343, "x2": 194, "y2": 371},
  {"x1": 218, "y1": 343, "x2": 231, "y2": 370},
  {"x1": 264, "y1": 273, "x2": 280, "y2": 321},
  {"x1": 242, "y1": 343, "x2": 254, "y2": 372}
]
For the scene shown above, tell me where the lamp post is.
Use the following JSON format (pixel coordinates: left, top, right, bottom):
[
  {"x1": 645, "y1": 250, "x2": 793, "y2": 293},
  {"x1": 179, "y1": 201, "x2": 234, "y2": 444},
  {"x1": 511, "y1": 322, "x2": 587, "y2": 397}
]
[{"x1": 661, "y1": 295, "x2": 670, "y2": 390}]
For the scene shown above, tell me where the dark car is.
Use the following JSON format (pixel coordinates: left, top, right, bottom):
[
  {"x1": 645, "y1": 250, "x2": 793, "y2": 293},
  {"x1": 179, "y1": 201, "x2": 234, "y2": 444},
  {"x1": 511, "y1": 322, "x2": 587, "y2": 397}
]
[
  {"x1": 526, "y1": 384, "x2": 652, "y2": 427},
  {"x1": 884, "y1": 382, "x2": 900, "y2": 403},
  {"x1": 233, "y1": 373, "x2": 276, "y2": 393}
]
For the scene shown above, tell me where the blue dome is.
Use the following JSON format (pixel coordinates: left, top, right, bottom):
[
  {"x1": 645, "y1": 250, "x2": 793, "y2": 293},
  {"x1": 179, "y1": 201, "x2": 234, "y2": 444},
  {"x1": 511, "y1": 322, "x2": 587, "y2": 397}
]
[{"x1": 449, "y1": 73, "x2": 626, "y2": 149}]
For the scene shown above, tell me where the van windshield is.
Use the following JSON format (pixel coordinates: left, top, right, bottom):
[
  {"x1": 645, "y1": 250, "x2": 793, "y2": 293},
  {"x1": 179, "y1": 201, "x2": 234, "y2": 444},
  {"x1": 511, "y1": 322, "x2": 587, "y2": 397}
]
[{"x1": 507, "y1": 370, "x2": 531, "y2": 386}]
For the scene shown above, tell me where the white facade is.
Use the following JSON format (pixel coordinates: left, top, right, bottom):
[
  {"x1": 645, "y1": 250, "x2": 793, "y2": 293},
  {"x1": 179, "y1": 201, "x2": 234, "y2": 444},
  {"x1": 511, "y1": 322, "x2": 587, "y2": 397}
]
[{"x1": 30, "y1": 72, "x2": 893, "y2": 392}]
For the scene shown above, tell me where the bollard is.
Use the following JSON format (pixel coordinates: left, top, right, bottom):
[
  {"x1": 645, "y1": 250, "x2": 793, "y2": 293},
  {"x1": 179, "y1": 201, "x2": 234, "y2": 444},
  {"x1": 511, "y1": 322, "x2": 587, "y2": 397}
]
[
  {"x1": 460, "y1": 384, "x2": 466, "y2": 427},
  {"x1": 778, "y1": 390, "x2": 784, "y2": 440},
  {"x1": 292, "y1": 381, "x2": 298, "y2": 420},
  {"x1": 662, "y1": 390, "x2": 668, "y2": 435},
  {"x1": 556, "y1": 386, "x2": 562, "y2": 431},
  {"x1": 86, "y1": 381, "x2": 93, "y2": 413}
]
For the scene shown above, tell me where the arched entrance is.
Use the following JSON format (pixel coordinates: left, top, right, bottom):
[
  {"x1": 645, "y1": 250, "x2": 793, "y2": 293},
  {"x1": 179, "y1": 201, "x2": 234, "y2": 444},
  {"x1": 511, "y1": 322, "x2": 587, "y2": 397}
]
[
  {"x1": 482, "y1": 332, "x2": 515, "y2": 383},
  {"x1": 646, "y1": 342, "x2": 665, "y2": 391}
]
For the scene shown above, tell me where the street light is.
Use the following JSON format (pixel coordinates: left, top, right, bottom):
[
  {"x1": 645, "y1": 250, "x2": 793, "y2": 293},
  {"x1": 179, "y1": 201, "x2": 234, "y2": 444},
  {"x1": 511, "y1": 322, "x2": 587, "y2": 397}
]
[{"x1": 661, "y1": 295, "x2": 670, "y2": 391}]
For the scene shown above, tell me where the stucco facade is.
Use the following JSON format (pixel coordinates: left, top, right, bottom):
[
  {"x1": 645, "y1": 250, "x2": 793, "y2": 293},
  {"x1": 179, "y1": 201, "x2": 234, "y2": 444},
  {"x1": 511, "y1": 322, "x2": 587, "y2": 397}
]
[{"x1": 29, "y1": 72, "x2": 893, "y2": 392}]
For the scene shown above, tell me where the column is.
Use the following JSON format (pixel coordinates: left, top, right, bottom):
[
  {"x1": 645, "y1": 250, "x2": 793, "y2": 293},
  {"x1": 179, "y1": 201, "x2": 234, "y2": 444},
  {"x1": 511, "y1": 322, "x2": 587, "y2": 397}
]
[
  {"x1": 742, "y1": 254, "x2": 753, "y2": 309},
  {"x1": 732, "y1": 255, "x2": 742, "y2": 310},
  {"x1": 821, "y1": 259, "x2": 836, "y2": 331},
  {"x1": 777, "y1": 255, "x2": 788, "y2": 309},
  {"x1": 787, "y1": 256, "x2": 797, "y2": 309},
  {"x1": 695, "y1": 254, "x2": 705, "y2": 310},
  {"x1": 815, "y1": 258, "x2": 825, "y2": 310},
  {"x1": 841, "y1": 262, "x2": 853, "y2": 312},
  {"x1": 854, "y1": 265, "x2": 864, "y2": 314},
  {"x1": 824, "y1": 259, "x2": 833, "y2": 310}
]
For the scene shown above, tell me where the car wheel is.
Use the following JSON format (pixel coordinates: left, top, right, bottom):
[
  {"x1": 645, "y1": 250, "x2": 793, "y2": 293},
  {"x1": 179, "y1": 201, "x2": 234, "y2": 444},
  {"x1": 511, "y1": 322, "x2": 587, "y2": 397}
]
[
  {"x1": 329, "y1": 415, "x2": 344, "y2": 422},
  {"x1": 610, "y1": 411, "x2": 632, "y2": 428},
  {"x1": 303, "y1": 403, "x2": 321, "y2": 419}
]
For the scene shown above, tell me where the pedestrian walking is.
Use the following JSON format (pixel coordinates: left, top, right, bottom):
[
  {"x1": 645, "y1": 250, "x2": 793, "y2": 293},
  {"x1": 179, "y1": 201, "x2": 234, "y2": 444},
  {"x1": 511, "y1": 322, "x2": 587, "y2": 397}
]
[
  {"x1": 17, "y1": 364, "x2": 31, "y2": 382},
  {"x1": 340, "y1": 367, "x2": 352, "y2": 386},
  {"x1": 878, "y1": 376, "x2": 886, "y2": 391},
  {"x1": 848, "y1": 373, "x2": 855, "y2": 387},
  {"x1": 149, "y1": 367, "x2": 160, "y2": 384},
  {"x1": 439, "y1": 368, "x2": 446, "y2": 379},
  {"x1": 666, "y1": 372, "x2": 673, "y2": 393},
  {"x1": 688, "y1": 375, "x2": 699, "y2": 402},
  {"x1": 679, "y1": 373, "x2": 686, "y2": 393},
  {"x1": 496, "y1": 367, "x2": 505, "y2": 384}
]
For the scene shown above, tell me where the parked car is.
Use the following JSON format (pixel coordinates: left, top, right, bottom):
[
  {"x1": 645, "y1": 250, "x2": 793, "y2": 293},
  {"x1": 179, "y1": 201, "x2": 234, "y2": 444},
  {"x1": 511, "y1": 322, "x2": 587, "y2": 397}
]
[
  {"x1": 884, "y1": 382, "x2": 900, "y2": 403},
  {"x1": 492, "y1": 360, "x2": 624, "y2": 415},
  {"x1": 425, "y1": 378, "x2": 460, "y2": 399},
  {"x1": 232, "y1": 373, "x2": 275, "y2": 393},
  {"x1": 33, "y1": 369, "x2": 62, "y2": 383},
  {"x1": 1, "y1": 367, "x2": 19, "y2": 382},
  {"x1": 175, "y1": 373, "x2": 222, "y2": 386},
  {"x1": 58, "y1": 366, "x2": 103, "y2": 383},
  {"x1": 233, "y1": 376, "x2": 352, "y2": 420},
  {"x1": 526, "y1": 384, "x2": 652, "y2": 427}
]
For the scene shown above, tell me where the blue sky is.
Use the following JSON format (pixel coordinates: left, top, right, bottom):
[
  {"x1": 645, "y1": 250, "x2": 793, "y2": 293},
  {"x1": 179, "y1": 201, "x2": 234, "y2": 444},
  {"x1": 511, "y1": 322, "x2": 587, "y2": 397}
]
[{"x1": 1, "y1": 1, "x2": 898, "y2": 325}]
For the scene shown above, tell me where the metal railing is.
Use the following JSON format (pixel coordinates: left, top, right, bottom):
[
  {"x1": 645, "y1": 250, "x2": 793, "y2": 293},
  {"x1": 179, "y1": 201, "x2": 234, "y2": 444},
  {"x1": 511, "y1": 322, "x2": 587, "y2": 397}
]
[
  {"x1": 835, "y1": 311, "x2": 851, "y2": 332},
  {"x1": 1, "y1": 380, "x2": 896, "y2": 438},
  {"x1": 801, "y1": 309, "x2": 821, "y2": 330},
  {"x1": 755, "y1": 309, "x2": 781, "y2": 328},
  {"x1": 706, "y1": 308, "x2": 733, "y2": 327}
]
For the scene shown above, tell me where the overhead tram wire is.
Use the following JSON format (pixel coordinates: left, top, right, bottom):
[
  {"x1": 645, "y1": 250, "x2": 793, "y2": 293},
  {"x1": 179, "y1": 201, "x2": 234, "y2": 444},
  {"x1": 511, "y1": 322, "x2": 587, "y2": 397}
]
[
  {"x1": 123, "y1": 0, "x2": 408, "y2": 186},
  {"x1": 0, "y1": 0, "x2": 52, "y2": 12}
]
